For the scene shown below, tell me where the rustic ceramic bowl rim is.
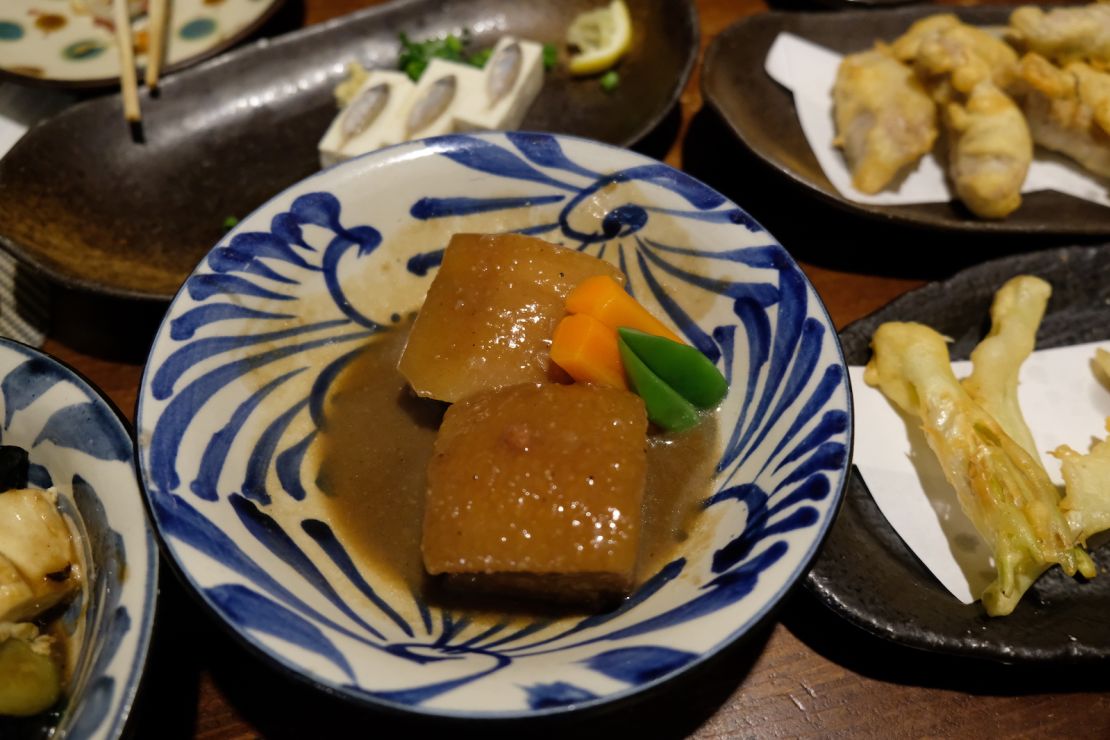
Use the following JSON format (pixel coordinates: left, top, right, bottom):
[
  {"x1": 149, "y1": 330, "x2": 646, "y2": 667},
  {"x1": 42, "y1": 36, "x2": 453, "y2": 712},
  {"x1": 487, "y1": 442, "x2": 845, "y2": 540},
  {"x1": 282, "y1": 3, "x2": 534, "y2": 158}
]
[{"x1": 135, "y1": 130, "x2": 853, "y2": 719}]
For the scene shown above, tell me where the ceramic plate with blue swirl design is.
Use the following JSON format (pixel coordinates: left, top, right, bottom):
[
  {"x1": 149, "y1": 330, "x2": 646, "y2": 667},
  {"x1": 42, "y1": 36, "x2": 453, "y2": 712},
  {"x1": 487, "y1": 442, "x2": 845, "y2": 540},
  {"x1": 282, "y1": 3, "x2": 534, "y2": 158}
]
[
  {"x1": 136, "y1": 132, "x2": 852, "y2": 717},
  {"x1": 0, "y1": 339, "x2": 157, "y2": 739}
]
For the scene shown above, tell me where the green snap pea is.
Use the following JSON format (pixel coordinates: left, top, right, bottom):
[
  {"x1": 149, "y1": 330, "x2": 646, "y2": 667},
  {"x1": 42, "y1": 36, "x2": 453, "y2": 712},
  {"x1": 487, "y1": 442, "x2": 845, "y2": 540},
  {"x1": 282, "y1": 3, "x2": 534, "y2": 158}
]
[
  {"x1": 617, "y1": 327, "x2": 728, "y2": 409},
  {"x1": 618, "y1": 336, "x2": 700, "y2": 432}
]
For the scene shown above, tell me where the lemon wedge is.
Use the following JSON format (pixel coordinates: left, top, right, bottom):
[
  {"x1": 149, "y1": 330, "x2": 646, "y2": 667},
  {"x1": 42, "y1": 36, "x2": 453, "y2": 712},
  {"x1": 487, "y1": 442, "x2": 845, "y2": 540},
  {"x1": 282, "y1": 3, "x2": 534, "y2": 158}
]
[{"x1": 566, "y1": 0, "x2": 632, "y2": 76}]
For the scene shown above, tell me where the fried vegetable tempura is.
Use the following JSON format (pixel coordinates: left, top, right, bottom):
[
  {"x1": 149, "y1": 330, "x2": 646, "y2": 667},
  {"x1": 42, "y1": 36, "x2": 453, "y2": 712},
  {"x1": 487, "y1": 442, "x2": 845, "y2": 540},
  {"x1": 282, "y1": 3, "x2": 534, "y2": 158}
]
[
  {"x1": 865, "y1": 322, "x2": 1095, "y2": 616},
  {"x1": 1011, "y1": 53, "x2": 1110, "y2": 179},
  {"x1": 833, "y1": 46, "x2": 938, "y2": 194},
  {"x1": 1097, "y1": 347, "x2": 1110, "y2": 379},
  {"x1": 961, "y1": 276, "x2": 1051, "y2": 458},
  {"x1": 1053, "y1": 348, "x2": 1110, "y2": 545},
  {"x1": 944, "y1": 81, "x2": 1033, "y2": 219},
  {"x1": 1053, "y1": 421, "x2": 1110, "y2": 546},
  {"x1": 1009, "y1": 3, "x2": 1110, "y2": 71}
]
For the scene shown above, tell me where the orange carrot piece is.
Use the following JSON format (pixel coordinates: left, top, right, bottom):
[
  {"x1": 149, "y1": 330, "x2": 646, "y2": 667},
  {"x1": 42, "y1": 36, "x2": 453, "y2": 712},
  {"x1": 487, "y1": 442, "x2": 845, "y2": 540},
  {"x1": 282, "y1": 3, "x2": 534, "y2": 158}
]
[
  {"x1": 565, "y1": 275, "x2": 683, "y2": 344},
  {"x1": 550, "y1": 314, "x2": 629, "y2": 390}
]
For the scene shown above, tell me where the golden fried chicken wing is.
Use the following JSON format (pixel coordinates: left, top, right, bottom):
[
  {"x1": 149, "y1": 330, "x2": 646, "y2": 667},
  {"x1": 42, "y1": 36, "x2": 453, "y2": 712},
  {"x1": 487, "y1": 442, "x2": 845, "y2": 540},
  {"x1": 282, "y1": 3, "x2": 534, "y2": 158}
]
[
  {"x1": 1009, "y1": 3, "x2": 1110, "y2": 71},
  {"x1": 1011, "y1": 52, "x2": 1110, "y2": 178},
  {"x1": 944, "y1": 81, "x2": 1033, "y2": 219},
  {"x1": 833, "y1": 46, "x2": 939, "y2": 194}
]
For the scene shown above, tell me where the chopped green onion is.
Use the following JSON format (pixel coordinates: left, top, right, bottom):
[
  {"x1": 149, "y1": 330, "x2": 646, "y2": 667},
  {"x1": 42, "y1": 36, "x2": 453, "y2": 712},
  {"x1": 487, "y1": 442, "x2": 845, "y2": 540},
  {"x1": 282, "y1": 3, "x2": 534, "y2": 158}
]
[
  {"x1": 599, "y1": 70, "x2": 620, "y2": 92},
  {"x1": 397, "y1": 32, "x2": 493, "y2": 81},
  {"x1": 222, "y1": 216, "x2": 239, "y2": 231},
  {"x1": 467, "y1": 48, "x2": 492, "y2": 68},
  {"x1": 542, "y1": 43, "x2": 558, "y2": 70}
]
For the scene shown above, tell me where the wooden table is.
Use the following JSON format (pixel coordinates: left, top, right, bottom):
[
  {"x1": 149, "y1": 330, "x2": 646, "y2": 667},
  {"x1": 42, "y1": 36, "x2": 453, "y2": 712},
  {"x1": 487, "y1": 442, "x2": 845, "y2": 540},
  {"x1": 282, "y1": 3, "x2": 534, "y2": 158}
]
[{"x1": 38, "y1": 0, "x2": 1110, "y2": 737}]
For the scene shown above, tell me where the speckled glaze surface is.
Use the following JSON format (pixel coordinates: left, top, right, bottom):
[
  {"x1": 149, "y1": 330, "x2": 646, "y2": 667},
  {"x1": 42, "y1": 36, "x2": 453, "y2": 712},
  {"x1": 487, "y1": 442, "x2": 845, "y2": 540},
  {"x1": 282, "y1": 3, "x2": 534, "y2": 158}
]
[
  {"x1": 0, "y1": 340, "x2": 157, "y2": 739},
  {"x1": 702, "y1": 6, "x2": 1110, "y2": 236},
  {"x1": 0, "y1": 0, "x2": 697, "y2": 301},
  {"x1": 0, "y1": 0, "x2": 284, "y2": 86},
  {"x1": 809, "y1": 243, "x2": 1110, "y2": 663},
  {"x1": 136, "y1": 132, "x2": 852, "y2": 717}
]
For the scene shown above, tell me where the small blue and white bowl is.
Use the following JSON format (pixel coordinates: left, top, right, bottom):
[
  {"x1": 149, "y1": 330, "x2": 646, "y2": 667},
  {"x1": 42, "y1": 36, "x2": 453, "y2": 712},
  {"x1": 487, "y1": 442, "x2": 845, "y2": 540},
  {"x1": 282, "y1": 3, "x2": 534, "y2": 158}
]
[
  {"x1": 136, "y1": 132, "x2": 852, "y2": 717},
  {"x1": 0, "y1": 339, "x2": 157, "y2": 738}
]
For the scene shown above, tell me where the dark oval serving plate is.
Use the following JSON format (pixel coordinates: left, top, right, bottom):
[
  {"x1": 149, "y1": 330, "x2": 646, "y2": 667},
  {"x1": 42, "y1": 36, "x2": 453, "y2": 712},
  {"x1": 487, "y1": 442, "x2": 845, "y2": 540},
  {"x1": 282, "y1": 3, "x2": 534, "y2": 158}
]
[
  {"x1": 807, "y1": 243, "x2": 1110, "y2": 663},
  {"x1": 0, "y1": 0, "x2": 697, "y2": 301},
  {"x1": 702, "y1": 6, "x2": 1110, "y2": 237}
]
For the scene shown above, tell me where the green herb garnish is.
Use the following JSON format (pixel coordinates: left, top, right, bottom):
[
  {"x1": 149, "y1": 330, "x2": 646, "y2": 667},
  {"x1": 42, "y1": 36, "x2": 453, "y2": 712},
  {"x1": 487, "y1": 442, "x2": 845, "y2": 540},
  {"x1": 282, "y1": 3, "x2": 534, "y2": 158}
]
[
  {"x1": 542, "y1": 42, "x2": 558, "y2": 70},
  {"x1": 467, "y1": 47, "x2": 492, "y2": 68},
  {"x1": 599, "y1": 69, "x2": 620, "y2": 92},
  {"x1": 398, "y1": 32, "x2": 493, "y2": 81},
  {"x1": 222, "y1": 216, "x2": 239, "y2": 231}
]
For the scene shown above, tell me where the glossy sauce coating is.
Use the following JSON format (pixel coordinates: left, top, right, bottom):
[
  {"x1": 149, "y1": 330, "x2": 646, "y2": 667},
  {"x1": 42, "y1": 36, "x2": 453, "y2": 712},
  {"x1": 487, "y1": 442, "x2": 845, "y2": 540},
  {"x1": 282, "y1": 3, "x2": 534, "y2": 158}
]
[
  {"x1": 319, "y1": 326, "x2": 718, "y2": 614},
  {"x1": 397, "y1": 233, "x2": 624, "y2": 403},
  {"x1": 423, "y1": 382, "x2": 648, "y2": 584}
]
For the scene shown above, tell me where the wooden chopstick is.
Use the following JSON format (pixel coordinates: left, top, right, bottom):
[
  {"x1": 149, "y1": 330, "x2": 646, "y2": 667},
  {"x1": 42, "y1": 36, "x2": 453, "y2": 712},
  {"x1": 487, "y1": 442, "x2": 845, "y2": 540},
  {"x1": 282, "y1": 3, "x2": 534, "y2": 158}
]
[
  {"x1": 113, "y1": 0, "x2": 141, "y2": 122},
  {"x1": 145, "y1": 0, "x2": 169, "y2": 91}
]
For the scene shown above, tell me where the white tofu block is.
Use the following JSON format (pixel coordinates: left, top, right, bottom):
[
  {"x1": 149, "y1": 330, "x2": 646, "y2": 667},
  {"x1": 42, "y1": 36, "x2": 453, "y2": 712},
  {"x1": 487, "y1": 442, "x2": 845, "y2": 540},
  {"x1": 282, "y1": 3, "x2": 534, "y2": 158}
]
[
  {"x1": 394, "y1": 58, "x2": 485, "y2": 142},
  {"x1": 455, "y1": 37, "x2": 544, "y2": 132},
  {"x1": 318, "y1": 70, "x2": 416, "y2": 168}
]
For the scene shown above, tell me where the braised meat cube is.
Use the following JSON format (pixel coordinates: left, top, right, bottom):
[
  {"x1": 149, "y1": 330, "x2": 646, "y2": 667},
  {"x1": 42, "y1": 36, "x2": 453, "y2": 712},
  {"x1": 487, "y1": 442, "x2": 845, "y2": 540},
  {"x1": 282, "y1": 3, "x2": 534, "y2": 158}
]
[{"x1": 422, "y1": 382, "x2": 648, "y2": 604}]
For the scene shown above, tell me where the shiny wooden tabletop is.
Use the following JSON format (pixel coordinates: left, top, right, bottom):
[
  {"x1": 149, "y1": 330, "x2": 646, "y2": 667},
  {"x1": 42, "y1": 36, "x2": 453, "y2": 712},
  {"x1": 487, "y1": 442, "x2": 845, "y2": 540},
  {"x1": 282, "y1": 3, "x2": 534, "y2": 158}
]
[{"x1": 39, "y1": 0, "x2": 1110, "y2": 737}]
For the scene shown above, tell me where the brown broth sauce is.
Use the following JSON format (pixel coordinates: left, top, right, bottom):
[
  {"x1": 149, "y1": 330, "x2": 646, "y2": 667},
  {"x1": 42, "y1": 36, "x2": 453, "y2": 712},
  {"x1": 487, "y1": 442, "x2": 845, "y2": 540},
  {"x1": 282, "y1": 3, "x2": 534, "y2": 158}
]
[{"x1": 319, "y1": 325, "x2": 719, "y2": 616}]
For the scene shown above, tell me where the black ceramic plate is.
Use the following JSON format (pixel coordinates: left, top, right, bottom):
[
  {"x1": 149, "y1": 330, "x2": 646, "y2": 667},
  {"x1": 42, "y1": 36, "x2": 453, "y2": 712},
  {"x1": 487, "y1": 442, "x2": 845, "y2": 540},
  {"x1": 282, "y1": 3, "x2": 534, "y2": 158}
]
[
  {"x1": 806, "y1": 243, "x2": 1110, "y2": 663},
  {"x1": 701, "y1": 6, "x2": 1110, "y2": 237},
  {"x1": 0, "y1": 0, "x2": 697, "y2": 300}
]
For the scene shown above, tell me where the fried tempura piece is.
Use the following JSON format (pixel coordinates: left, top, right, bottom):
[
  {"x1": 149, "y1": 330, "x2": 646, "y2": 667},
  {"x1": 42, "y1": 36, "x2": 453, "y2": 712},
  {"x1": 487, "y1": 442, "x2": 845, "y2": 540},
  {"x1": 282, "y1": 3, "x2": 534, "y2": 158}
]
[
  {"x1": 1053, "y1": 420, "x2": 1110, "y2": 546},
  {"x1": 890, "y1": 14, "x2": 962, "y2": 62},
  {"x1": 1009, "y1": 4, "x2": 1110, "y2": 71},
  {"x1": 896, "y1": 15, "x2": 1019, "y2": 99},
  {"x1": 1052, "y1": 348, "x2": 1110, "y2": 545},
  {"x1": 889, "y1": 15, "x2": 1028, "y2": 217},
  {"x1": 961, "y1": 276, "x2": 1052, "y2": 458},
  {"x1": 865, "y1": 322, "x2": 1095, "y2": 616},
  {"x1": 943, "y1": 81, "x2": 1033, "y2": 219},
  {"x1": 1011, "y1": 53, "x2": 1110, "y2": 178},
  {"x1": 833, "y1": 46, "x2": 938, "y2": 194},
  {"x1": 1097, "y1": 347, "x2": 1110, "y2": 379}
]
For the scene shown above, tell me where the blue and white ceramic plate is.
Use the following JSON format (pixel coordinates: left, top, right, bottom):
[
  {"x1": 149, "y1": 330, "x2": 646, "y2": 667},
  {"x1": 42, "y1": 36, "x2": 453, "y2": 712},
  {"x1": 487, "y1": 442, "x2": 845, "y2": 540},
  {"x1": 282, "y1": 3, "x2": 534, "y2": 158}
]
[
  {"x1": 136, "y1": 132, "x2": 852, "y2": 717},
  {"x1": 0, "y1": 339, "x2": 157, "y2": 739}
]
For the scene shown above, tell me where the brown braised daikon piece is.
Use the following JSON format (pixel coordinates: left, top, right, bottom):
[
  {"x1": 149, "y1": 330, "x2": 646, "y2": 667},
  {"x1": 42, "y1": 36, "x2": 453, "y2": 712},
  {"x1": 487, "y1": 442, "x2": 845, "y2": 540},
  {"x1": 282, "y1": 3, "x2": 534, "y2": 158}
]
[
  {"x1": 422, "y1": 382, "x2": 648, "y2": 606},
  {"x1": 398, "y1": 233, "x2": 624, "y2": 403}
]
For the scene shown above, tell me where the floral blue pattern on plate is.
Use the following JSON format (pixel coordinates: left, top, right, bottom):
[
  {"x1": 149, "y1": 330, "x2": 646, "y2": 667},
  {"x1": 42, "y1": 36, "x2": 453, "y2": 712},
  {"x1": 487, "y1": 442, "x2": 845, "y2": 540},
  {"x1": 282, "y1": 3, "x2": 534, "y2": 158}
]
[
  {"x1": 136, "y1": 132, "x2": 852, "y2": 717},
  {"x1": 0, "y1": 339, "x2": 157, "y2": 739}
]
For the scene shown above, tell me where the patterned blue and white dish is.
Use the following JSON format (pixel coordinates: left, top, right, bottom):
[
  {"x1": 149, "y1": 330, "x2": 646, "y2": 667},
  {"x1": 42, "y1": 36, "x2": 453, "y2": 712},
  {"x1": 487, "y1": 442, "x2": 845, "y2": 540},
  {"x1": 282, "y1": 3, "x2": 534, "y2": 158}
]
[
  {"x1": 0, "y1": 339, "x2": 157, "y2": 738},
  {"x1": 136, "y1": 132, "x2": 852, "y2": 717}
]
